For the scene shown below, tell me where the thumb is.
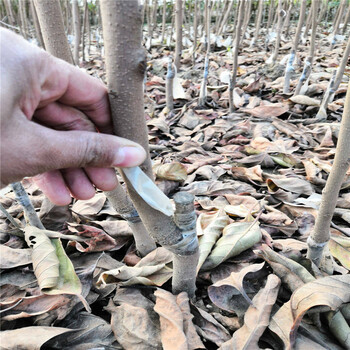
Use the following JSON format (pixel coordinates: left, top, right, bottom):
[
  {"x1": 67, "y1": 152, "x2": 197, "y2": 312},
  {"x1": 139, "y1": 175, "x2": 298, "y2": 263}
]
[
  {"x1": 36, "y1": 124, "x2": 147, "y2": 171},
  {"x1": 4, "y1": 121, "x2": 146, "y2": 183}
]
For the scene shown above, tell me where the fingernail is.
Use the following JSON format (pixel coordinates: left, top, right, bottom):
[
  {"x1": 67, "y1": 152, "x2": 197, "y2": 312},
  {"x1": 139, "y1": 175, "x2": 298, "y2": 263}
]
[{"x1": 113, "y1": 146, "x2": 146, "y2": 167}]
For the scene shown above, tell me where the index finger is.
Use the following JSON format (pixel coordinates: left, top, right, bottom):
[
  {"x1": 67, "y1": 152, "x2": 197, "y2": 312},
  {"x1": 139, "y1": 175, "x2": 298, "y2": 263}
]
[{"x1": 39, "y1": 55, "x2": 114, "y2": 134}]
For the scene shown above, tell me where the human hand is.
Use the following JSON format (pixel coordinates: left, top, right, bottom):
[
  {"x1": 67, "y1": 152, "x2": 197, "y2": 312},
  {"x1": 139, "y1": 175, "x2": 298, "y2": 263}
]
[{"x1": 0, "y1": 29, "x2": 146, "y2": 205}]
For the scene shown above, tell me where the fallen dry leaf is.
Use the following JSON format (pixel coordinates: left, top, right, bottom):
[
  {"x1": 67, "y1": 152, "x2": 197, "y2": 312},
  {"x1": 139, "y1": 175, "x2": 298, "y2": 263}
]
[
  {"x1": 242, "y1": 102, "x2": 289, "y2": 118},
  {"x1": 328, "y1": 234, "x2": 350, "y2": 270},
  {"x1": 197, "y1": 209, "x2": 230, "y2": 272},
  {"x1": 201, "y1": 220, "x2": 262, "y2": 270},
  {"x1": 290, "y1": 274, "x2": 350, "y2": 346},
  {"x1": 0, "y1": 326, "x2": 78, "y2": 350},
  {"x1": 154, "y1": 162, "x2": 188, "y2": 181},
  {"x1": 154, "y1": 289, "x2": 204, "y2": 350},
  {"x1": 0, "y1": 244, "x2": 32, "y2": 269},
  {"x1": 97, "y1": 247, "x2": 173, "y2": 287},
  {"x1": 106, "y1": 287, "x2": 161, "y2": 350},
  {"x1": 219, "y1": 274, "x2": 281, "y2": 350},
  {"x1": 208, "y1": 262, "x2": 265, "y2": 305},
  {"x1": 289, "y1": 95, "x2": 321, "y2": 106}
]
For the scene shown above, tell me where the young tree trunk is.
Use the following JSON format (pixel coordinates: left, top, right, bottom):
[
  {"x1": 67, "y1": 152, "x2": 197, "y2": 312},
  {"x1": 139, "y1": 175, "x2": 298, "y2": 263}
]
[
  {"x1": 100, "y1": 0, "x2": 198, "y2": 297},
  {"x1": 3, "y1": 0, "x2": 15, "y2": 26},
  {"x1": 217, "y1": 0, "x2": 233, "y2": 37},
  {"x1": 250, "y1": 0, "x2": 263, "y2": 47},
  {"x1": 228, "y1": 0, "x2": 244, "y2": 113},
  {"x1": 265, "y1": 0, "x2": 275, "y2": 50},
  {"x1": 161, "y1": 0, "x2": 167, "y2": 43},
  {"x1": 283, "y1": 0, "x2": 307, "y2": 93},
  {"x1": 34, "y1": 0, "x2": 73, "y2": 64},
  {"x1": 240, "y1": 0, "x2": 252, "y2": 46},
  {"x1": 147, "y1": 0, "x2": 157, "y2": 49},
  {"x1": 174, "y1": 0, "x2": 183, "y2": 70},
  {"x1": 294, "y1": 0, "x2": 318, "y2": 96},
  {"x1": 192, "y1": 0, "x2": 198, "y2": 63},
  {"x1": 341, "y1": 3, "x2": 350, "y2": 35},
  {"x1": 82, "y1": 0, "x2": 88, "y2": 62},
  {"x1": 19, "y1": 0, "x2": 28, "y2": 39},
  {"x1": 106, "y1": 185, "x2": 156, "y2": 256},
  {"x1": 166, "y1": 56, "x2": 174, "y2": 111},
  {"x1": 198, "y1": 55, "x2": 209, "y2": 107},
  {"x1": 204, "y1": 0, "x2": 211, "y2": 54},
  {"x1": 271, "y1": 0, "x2": 285, "y2": 65},
  {"x1": 72, "y1": 0, "x2": 81, "y2": 65},
  {"x1": 330, "y1": 0, "x2": 346, "y2": 49},
  {"x1": 29, "y1": 0, "x2": 45, "y2": 48},
  {"x1": 307, "y1": 84, "x2": 350, "y2": 267},
  {"x1": 293, "y1": 0, "x2": 307, "y2": 52},
  {"x1": 282, "y1": 0, "x2": 292, "y2": 38},
  {"x1": 303, "y1": 4, "x2": 313, "y2": 41},
  {"x1": 316, "y1": 37, "x2": 350, "y2": 120},
  {"x1": 215, "y1": 0, "x2": 228, "y2": 35},
  {"x1": 317, "y1": 0, "x2": 329, "y2": 26}
]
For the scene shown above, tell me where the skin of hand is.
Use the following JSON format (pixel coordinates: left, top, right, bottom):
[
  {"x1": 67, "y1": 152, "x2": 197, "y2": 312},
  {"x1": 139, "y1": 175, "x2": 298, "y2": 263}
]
[{"x1": 0, "y1": 28, "x2": 146, "y2": 205}]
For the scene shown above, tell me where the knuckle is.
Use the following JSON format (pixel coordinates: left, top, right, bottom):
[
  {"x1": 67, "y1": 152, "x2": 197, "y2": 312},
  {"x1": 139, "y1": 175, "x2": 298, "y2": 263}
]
[{"x1": 81, "y1": 134, "x2": 115, "y2": 167}]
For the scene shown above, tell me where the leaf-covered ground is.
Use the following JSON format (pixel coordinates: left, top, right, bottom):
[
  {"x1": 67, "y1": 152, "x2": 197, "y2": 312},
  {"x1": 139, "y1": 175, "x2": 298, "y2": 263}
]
[{"x1": 1, "y1": 20, "x2": 350, "y2": 350}]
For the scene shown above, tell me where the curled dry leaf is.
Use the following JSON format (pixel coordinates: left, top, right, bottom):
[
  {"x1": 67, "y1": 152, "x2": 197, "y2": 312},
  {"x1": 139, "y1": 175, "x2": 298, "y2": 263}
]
[
  {"x1": 230, "y1": 165, "x2": 264, "y2": 182},
  {"x1": 201, "y1": 220, "x2": 262, "y2": 271},
  {"x1": 269, "y1": 301, "x2": 343, "y2": 350},
  {"x1": 67, "y1": 224, "x2": 118, "y2": 252},
  {"x1": 197, "y1": 209, "x2": 230, "y2": 272},
  {"x1": 267, "y1": 176, "x2": 314, "y2": 195},
  {"x1": 219, "y1": 274, "x2": 281, "y2": 350},
  {"x1": 290, "y1": 274, "x2": 350, "y2": 347},
  {"x1": 289, "y1": 95, "x2": 321, "y2": 106},
  {"x1": 242, "y1": 102, "x2": 289, "y2": 118},
  {"x1": 208, "y1": 262, "x2": 265, "y2": 305},
  {"x1": 24, "y1": 226, "x2": 60, "y2": 290},
  {"x1": 154, "y1": 162, "x2": 188, "y2": 181},
  {"x1": 97, "y1": 247, "x2": 173, "y2": 287},
  {"x1": 0, "y1": 326, "x2": 78, "y2": 350},
  {"x1": 106, "y1": 288, "x2": 161, "y2": 350},
  {"x1": 191, "y1": 304, "x2": 231, "y2": 346},
  {"x1": 0, "y1": 244, "x2": 32, "y2": 269},
  {"x1": 224, "y1": 204, "x2": 258, "y2": 218},
  {"x1": 1, "y1": 293, "x2": 71, "y2": 321},
  {"x1": 154, "y1": 289, "x2": 205, "y2": 350},
  {"x1": 328, "y1": 235, "x2": 350, "y2": 270},
  {"x1": 71, "y1": 193, "x2": 106, "y2": 216}
]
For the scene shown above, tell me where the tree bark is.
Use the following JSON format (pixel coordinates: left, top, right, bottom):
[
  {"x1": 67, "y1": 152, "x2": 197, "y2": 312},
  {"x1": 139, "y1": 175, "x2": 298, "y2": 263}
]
[
  {"x1": 330, "y1": 0, "x2": 346, "y2": 49},
  {"x1": 166, "y1": 57, "x2": 174, "y2": 111},
  {"x1": 292, "y1": 0, "x2": 307, "y2": 52},
  {"x1": 100, "y1": 0, "x2": 198, "y2": 296},
  {"x1": 217, "y1": 0, "x2": 233, "y2": 37},
  {"x1": 3, "y1": 0, "x2": 15, "y2": 26},
  {"x1": 19, "y1": 0, "x2": 28, "y2": 39},
  {"x1": 250, "y1": 0, "x2": 263, "y2": 47},
  {"x1": 174, "y1": 0, "x2": 183, "y2": 70},
  {"x1": 161, "y1": 0, "x2": 167, "y2": 43},
  {"x1": 34, "y1": 0, "x2": 73, "y2": 64},
  {"x1": 72, "y1": 0, "x2": 81, "y2": 65},
  {"x1": 316, "y1": 37, "x2": 350, "y2": 120},
  {"x1": 192, "y1": 0, "x2": 198, "y2": 63},
  {"x1": 82, "y1": 0, "x2": 88, "y2": 62},
  {"x1": 341, "y1": 3, "x2": 350, "y2": 35},
  {"x1": 265, "y1": 0, "x2": 275, "y2": 50},
  {"x1": 229, "y1": 0, "x2": 244, "y2": 113},
  {"x1": 240, "y1": 0, "x2": 252, "y2": 46},
  {"x1": 271, "y1": 0, "x2": 285, "y2": 65},
  {"x1": 29, "y1": 0, "x2": 45, "y2": 48},
  {"x1": 294, "y1": 1, "x2": 319, "y2": 96},
  {"x1": 307, "y1": 83, "x2": 350, "y2": 266}
]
